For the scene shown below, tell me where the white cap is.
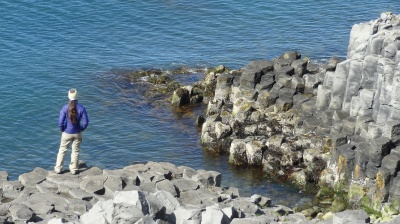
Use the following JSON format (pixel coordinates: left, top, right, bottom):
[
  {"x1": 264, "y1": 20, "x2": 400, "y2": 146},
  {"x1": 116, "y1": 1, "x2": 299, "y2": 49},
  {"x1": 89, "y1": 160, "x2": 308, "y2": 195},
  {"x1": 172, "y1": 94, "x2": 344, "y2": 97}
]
[{"x1": 68, "y1": 89, "x2": 78, "y2": 100}]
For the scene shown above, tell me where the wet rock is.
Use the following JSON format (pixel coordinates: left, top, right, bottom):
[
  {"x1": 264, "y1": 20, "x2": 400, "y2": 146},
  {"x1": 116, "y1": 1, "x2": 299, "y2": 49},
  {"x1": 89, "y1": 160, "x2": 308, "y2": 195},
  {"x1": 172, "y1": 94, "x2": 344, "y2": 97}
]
[
  {"x1": 196, "y1": 115, "x2": 205, "y2": 127},
  {"x1": 171, "y1": 87, "x2": 190, "y2": 106}
]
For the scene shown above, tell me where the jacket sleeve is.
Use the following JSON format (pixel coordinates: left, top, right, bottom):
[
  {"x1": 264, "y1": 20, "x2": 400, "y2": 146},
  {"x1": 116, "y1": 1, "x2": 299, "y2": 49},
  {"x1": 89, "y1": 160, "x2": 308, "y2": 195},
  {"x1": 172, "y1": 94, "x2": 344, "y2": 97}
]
[
  {"x1": 58, "y1": 107, "x2": 67, "y2": 132},
  {"x1": 80, "y1": 107, "x2": 89, "y2": 131}
]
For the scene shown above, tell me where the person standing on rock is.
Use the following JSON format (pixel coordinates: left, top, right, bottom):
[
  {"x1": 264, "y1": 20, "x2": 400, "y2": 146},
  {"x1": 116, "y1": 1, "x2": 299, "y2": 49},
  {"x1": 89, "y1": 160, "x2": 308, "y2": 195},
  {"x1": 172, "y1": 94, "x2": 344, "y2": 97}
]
[{"x1": 54, "y1": 89, "x2": 89, "y2": 175}]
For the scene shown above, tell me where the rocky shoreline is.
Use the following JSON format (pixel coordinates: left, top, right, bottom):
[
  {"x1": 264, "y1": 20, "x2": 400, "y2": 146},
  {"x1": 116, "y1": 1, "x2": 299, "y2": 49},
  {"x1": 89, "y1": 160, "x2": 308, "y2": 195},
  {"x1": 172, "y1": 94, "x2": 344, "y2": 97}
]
[{"x1": 0, "y1": 161, "x2": 387, "y2": 224}]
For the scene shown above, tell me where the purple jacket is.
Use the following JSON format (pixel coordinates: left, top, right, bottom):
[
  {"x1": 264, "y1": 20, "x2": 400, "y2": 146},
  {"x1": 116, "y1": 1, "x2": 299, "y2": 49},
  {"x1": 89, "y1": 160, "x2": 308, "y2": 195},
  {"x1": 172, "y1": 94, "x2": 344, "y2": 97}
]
[{"x1": 58, "y1": 101, "x2": 89, "y2": 134}]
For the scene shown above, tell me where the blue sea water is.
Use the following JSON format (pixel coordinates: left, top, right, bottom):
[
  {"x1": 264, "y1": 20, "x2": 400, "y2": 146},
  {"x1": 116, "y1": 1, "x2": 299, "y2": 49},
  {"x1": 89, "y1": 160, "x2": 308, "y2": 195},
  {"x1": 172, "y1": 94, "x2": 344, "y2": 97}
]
[{"x1": 0, "y1": 1, "x2": 398, "y2": 205}]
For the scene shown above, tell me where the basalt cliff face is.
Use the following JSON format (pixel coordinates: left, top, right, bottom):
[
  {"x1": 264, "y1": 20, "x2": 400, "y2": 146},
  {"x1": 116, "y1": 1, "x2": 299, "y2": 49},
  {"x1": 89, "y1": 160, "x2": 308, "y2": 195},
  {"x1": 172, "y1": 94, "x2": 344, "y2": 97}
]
[{"x1": 200, "y1": 12, "x2": 400, "y2": 217}]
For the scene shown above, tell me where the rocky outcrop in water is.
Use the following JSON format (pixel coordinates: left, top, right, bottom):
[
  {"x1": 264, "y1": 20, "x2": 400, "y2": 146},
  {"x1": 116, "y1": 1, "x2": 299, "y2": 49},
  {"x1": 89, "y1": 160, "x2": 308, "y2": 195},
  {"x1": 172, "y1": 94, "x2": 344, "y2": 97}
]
[{"x1": 199, "y1": 12, "x2": 400, "y2": 221}]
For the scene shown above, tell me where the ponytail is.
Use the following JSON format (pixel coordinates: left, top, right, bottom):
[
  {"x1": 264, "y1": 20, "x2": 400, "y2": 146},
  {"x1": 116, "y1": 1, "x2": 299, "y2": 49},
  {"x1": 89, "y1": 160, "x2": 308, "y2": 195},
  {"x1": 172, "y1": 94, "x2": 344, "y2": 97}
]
[{"x1": 68, "y1": 100, "x2": 78, "y2": 123}]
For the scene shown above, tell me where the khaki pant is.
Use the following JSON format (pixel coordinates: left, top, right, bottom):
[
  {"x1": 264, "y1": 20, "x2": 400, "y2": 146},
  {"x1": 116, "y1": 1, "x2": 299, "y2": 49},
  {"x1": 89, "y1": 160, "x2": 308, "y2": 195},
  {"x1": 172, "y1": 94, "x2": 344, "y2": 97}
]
[{"x1": 54, "y1": 132, "x2": 82, "y2": 173}]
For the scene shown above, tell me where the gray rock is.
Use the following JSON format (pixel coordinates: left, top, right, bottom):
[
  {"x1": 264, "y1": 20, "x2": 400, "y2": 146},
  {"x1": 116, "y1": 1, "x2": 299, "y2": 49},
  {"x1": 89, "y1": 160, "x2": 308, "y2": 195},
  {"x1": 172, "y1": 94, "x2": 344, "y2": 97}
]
[
  {"x1": 291, "y1": 59, "x2": 308, "y2": 76},
  {"x1": 46, "y1": 174, "x2": 81, "y2": 189},
  {"x1": 374, "y1": 104, "x2": 388, "y2": 124},
  {"x1": 360, "y1": 55, "x2": 379, "y2": 89},
  {"x1": 342, "y1": 60, "x2": 363, "y2": 112},
  {"x1": 18, "y1": 171, "x2": 46, "y2": 188},
  {"x1": 303, "y1": 74, "x2": 320, "y2": 93},
  {"x1": 179, "y1": 189, "x2": 219, "y2": 208},
  {"x1": 291, "y1": 77, "x2": 305, "y2": 93},
  {"x1": 171, "y1": 179, "x2": 199, "y2": 194},
  {"x1": 332, "y1": 110, "x2": 350, "y2": 122},
  {"x1": 219, "y1": 187, "x2": 240, "y2": 200},
  {"x1": 316, "y1": 85, "x2": 331, "y2": 110},
  {"x1": 155, "y1": 179, "x2": 177, "y2": 197},
  {"x1": 229, "y1": 139, "x2": 247, "y2": 165},
  {"x1": 112, "y1": 203, "x2": 147, "y2": 224},
  {"x1": 292, "y1": 94, "x2": 311, "y2": 106},
  {"x1": 302, "y1": 117, "x2": 322, "y2": 133},
  {"x1": 381, "y1": 154, "x2": 400, "y2": 177},
  {"x1": 332, "y1": 209, "x2": 370, "y2": 224},
  {"x1": 149, "y1": 190, "x2": 180, "y2": 214},
  {"x1": 323, "y1": 71, "x2": 335, "y2": 87},
  {"x1": 25, "y1": 199, "x2": 54, "y2": 215},
  {"x1": 104, "y1": 168, "x2": 138, "y2": 186},
  {"x1": 300, "y1": 98, "x2": 316, "y2": 114},
  {"x1": 307, "y1": 63, "x2": 320, "y2": 74},
  {"x1": 226, "y1": 198, "x2": 263, "y2": 217},
  {"x1": 47, "y1": 218, "x2": 67, "y2": 224},
  {"x1": 327, "y1": 56, "x2": 342, "y2": 71},
  {"x1": 80, "y1": 166, "x2": 103, "y2": 178},
  {"x1": 36, "y1": 180, "x2": 59, "y2": 194},
  {"x1": 2, "y1": 180, "x2": 24, "y2": 199},
  {"x1": 178, "y1": 166, "x2": 197, "y2": 179},
  {"x1": 104, "y1": 175, "x2": 124, "y2": 194},
  {"x1": 9, "y1": 204, "x2": 34, "y2": 222},
  {"x1": 215, "y1": 121, "x2": 232, "y2": 140},
  {"x1": 385, "y1": 215, "x2": 400, "y2": 224},
  {"x1": 275, "y1": 65, "x2": 294, "y2": 76},
  {"x1": 28, "y1": 192, "x2": 70, "y2": 214},
  {"x1": 369, "y1": 137, "x2": 394, "y2": 167},
  {"x1": 338, "y1": 147, "x2": 357, "y2": 180},
  {"x1": 274, "y1": 97, "x2": 293, "y2": 112},
  {"x1": 69, "y1": 188, "x2": 94, "y2": 201},
  {"x1": 367, "y1": 122, "x2": 383, "y2": 139},
  {"x1": 278, "y1": 88, "x2": 296, "y2": 99},
  {"x1": 248, "y1": 60, "x2": 274, "y2": 74},
  {"x1": 245, "y1": 137, "x2": 267, "y2": 165},
  {"x1": 255, "y1": 73, "x2": 275, "y2": 92},
  {"x1": 65, "y1": 198, "x2": 90, "y2": 215},
  {"x1": 389, "y1": 176, "x2": 400, "y2": 198},
  {"x1": 230, "y1": 217, "x2": 267, "y2": 224},
  {"x1": 391, "y1": 146, "x2": 400, "y2": 157},
  {"x1": 113, "y1": 191, "x2": 149, "y2": 213},
  {"x1": 355, "y1": 116, "x2": 373, "y2": 136},
  {"x1": 255, "y1": 90, "x2": 278, "y2": 109},
  {"x1": 383, "y1": 121, "x2": 400, "y2": 144},
  {"x1": 201, "y1": 206, "x2": 230, "y2": 224},
  {"x1": 192, "y1": 170, "x2": 221, "y2": 188},
  {"x1": 135, "y1": 215, "x2": 157, "y2": 224},
  {"x1": 169, "y1": 207, "x2": 202, "y2": 224},
  {"x1": 137, "y1": 170, "x2": 165, "y2": 184},
  {"x1": 276, "y1": 74, "x2": 293, "y2": 87},
  {"x1": 80, "y1": 175, "x2": 107, "y2": 194},
  {"x1": 329, "y1": 60, "x2": 350, "y2": 110},
  {"x1": 342, "y1": 117, "x2": 356, "y2": 136},
  {"x1": 350, "y1": 96, "x2": 361, "y2": 116}
]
